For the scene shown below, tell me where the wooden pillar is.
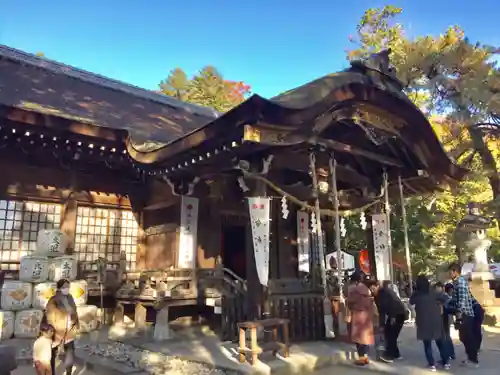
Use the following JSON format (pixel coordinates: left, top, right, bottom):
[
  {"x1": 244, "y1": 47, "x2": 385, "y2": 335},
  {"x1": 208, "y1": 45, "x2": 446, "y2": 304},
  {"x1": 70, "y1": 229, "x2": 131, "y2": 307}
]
[
  {"x1": 276, "y1": 205, "x2": 296, "y2": 279},
  {"x1": 129, "y1": 184, "x2": 149, "y2": 270},
  {"x1": 60, "y1": 197, "x2": 77, "y2": 254}
]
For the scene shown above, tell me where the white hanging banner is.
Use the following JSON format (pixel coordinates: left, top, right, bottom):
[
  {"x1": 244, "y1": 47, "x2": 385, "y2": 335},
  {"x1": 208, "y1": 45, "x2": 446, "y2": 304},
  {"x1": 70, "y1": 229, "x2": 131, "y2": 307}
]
[
  {"x1": 372, "y1": 213, "x2": 391, "y2": 281},
  {"x1": 248, "y1": 197, "x2": 271, "y2": 286},
  {"x1": 326, "y1": 251, "x2": 355, "y2": 271},
  {"x1": 296, "y1": 210, "x2": 310, "y2": 273},
  {"x1": 178, "y1": 196, "x2": 199, "y2": 269}
]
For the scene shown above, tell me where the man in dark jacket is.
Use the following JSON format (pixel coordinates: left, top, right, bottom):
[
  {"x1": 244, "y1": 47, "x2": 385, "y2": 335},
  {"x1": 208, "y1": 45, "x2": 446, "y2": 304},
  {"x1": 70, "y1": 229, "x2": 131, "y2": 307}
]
[
  {"x1": 448, "y1": 263, "x2": 480, "y2": 367},
  {"x1": 370, "y1": 280, "x2": 408, "y2": 362}
]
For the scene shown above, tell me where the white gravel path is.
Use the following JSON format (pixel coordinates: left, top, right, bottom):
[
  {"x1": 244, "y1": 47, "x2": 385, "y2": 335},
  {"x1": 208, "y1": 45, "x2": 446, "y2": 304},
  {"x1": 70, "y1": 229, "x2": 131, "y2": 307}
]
[
  {"x1": 16, "y1": 340, "x2": 241, "y2": 375},
  {"x1": 79, "y1": 341, "x2": 240, "y2": 375}
]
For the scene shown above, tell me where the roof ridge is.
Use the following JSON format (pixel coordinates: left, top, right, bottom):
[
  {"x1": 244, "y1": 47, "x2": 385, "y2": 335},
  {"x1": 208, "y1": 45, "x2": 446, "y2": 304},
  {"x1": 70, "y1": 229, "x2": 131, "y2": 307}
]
[{"x1": 0, "y1": 44, "x2": 220, "y2": 120}]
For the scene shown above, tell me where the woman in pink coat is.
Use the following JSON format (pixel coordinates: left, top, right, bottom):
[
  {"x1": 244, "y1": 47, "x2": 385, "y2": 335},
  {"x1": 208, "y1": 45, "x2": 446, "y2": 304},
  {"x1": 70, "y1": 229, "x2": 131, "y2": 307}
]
[{"x1": 347, "y1": 272, "x2": 375, "y2": 366}]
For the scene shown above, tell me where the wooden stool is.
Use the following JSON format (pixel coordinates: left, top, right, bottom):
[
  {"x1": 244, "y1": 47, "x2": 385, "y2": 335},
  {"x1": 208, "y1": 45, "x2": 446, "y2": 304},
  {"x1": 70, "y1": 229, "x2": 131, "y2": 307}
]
[{"x1": 237, "y1": 318, "x2": 290, "y2": 365}]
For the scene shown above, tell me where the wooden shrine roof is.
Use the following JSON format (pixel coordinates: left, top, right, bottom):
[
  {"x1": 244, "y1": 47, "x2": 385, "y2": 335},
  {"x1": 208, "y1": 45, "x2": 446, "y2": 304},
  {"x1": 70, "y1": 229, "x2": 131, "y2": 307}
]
[
  {"x1": 125, "y1": 51, "x2": 467, "y2": 188},
  {"x1": 0, "y1": 46, "x2": 468, "y2": 208},
  {"x1": 0, "y1": 45, "x2": 218, "y2": 150}
]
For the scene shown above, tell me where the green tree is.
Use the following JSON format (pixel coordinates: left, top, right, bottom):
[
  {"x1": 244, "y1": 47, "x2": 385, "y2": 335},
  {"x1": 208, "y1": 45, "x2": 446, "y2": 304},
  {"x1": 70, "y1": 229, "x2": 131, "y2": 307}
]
[
  {"x1": 347, "y1": 6, "x2": 500, "y2": 271},
  {"x1": 159, "y1": 67, "x2": 251, "y2": 112},
  {"x1": 159, "y1": 68, "x2": 191, "y2": 101}
]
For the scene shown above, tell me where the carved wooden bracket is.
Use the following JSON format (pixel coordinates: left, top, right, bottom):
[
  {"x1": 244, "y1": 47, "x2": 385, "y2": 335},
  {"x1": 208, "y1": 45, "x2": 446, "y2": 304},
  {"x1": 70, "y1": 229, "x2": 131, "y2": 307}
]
[
  {"x1": 235, "y1": 155, "x2": 274, "y2": 192},
  {"x1": 164, "y1": 176, "x2": 200, "y2": 196}
]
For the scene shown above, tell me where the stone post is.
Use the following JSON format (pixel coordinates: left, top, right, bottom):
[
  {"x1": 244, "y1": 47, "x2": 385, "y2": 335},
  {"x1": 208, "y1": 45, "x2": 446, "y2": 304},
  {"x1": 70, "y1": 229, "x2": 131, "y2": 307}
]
[{"x1": 153, "y1": 306, "x2": 171, "y2": 340}]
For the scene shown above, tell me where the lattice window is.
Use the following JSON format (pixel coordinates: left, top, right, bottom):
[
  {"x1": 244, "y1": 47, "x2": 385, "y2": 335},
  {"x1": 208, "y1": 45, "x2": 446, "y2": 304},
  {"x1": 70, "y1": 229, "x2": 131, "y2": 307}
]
[
  {"x1": 74, "y1": 207, "x2": 138, "y2": 270},
  {"x1": 0, "y1": 200, "x2": 62, "y2": 270}
]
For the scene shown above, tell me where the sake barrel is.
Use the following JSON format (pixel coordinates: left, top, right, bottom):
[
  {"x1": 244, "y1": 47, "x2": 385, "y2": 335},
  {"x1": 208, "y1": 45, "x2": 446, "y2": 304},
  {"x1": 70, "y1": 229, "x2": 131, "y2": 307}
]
[
  {"x1": 0, "y1": 281, "x2": 33, "y2": 311},
  {"x1": 77, "y1": 305, "x2": 99, "y2": 333},
  {"x1": 32, "y1": 282, "x2": 57, "y2": 309},
  {"x1": 48, "y1": 256, "x2": 78, "y2": 281},
  {"x1": 70, "y1": 280, "x2": 88, "y2": 306},
  {"x1": 14, "y1": 309, "x2": 43, "y2": 338},
  {"x1": 36, "y1": 229, "x2": 67, "y2": 257},
  {"x1": 19, "y1": 255, "x2": 49, "y2": 282},
  {"x1": 0, "y1": 310, "x2": 15, "y2": 340}
]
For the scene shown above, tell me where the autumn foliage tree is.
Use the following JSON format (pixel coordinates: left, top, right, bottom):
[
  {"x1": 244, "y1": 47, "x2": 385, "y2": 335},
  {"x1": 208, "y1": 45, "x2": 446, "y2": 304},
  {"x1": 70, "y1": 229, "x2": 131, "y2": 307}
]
[{"x1": 159, "y1": 66, "x2": 251, "y2": 112}]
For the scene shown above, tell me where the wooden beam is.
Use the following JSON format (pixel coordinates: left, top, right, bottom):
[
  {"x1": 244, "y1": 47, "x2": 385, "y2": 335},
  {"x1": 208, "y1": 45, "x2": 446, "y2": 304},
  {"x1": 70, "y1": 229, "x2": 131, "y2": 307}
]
[
  {"x1": 3, "y1": 184, "x2": 131, "y2": 207},
  {"x1": 310, "y1": 137, "x2": 403, "y2": 167},
  {"x1": 143, "y1": 201, "x2": 177, "y2": 211},
  {"x1": 0, "y1": 106, "x2": 127, "y2": 142},
  {"x1": 0, "y1": 151, "x2": 139, "y2": 193},
  {"x1": 239, "y1": 125, "x2": 402, "y2": 167},
  {"x1": 272, "y1": 151, "x2": 372, "y2": 186},
  {"x1": 312, "y1": 112, "x2": 335, "y2": 134},
  {"x1": 0, "y1": 159, "x2": 135, "y2": 206}
]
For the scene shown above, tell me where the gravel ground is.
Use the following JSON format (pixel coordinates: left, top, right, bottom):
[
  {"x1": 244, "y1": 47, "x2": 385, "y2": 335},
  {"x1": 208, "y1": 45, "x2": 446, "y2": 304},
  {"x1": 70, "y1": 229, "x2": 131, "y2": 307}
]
[
  {"x1": 79, "y1": 341, "x2": 241, "y2": 375},
  {"x1": 15, "y1": 339, "x2": 241, "y2": 375}
]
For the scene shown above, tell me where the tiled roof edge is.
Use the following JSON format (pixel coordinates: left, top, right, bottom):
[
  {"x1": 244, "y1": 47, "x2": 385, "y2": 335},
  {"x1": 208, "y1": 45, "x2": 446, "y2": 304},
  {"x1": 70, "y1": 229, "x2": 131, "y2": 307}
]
[{"x1": 0, "y1": 44, "x2": 221, "y2": 120}]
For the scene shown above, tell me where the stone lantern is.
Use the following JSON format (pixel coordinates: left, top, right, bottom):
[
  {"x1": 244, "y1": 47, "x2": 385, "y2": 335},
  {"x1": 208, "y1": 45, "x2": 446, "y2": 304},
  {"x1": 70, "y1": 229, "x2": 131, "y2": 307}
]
[
  {"x1": 456, "y1": 202, "x2": 498, "y2": 321},
  {"x1": 456, "y1": 202, "x2": 493, "y2": 275}
]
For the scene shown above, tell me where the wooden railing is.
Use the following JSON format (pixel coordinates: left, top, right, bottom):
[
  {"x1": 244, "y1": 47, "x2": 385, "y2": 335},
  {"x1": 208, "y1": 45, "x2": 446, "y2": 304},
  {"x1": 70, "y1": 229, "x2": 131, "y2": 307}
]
[
  {"x1": 78, "y1": 255, "x2": 126, "y2": 296},
  {"x1": 269, "y1": 293, "x2": 325, "y2": 341},
  {"x1": 216, "y1": 277, "x2": 326, "y2": 343},
  {"x1": 116, "y1": 268, "x2": 200, "y2": 301},
  {"x1": 208, "y1": 268, "x2": 247, "y2": 341}
]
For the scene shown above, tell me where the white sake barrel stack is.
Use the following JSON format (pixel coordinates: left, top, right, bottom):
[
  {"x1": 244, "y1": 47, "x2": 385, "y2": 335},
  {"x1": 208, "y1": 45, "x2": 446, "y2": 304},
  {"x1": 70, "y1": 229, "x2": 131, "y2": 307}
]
[
  {"x1": 36, "y1": 229, "x2": 67, "y2": 257},
  {"x1": 19, "y1": 255, "x2": 49, "y2": 283},
  {"x1": 32, "y1": 282, "x2": 57, "y2": 309},
  {"x1": 14, "y1": 309, "x2": 43, "y2": 338},
  {"x1": 48, "y1": 256, "x2": 78, "y2": 282},
  {"x1": 1, "y1": 281, "x2": 33, "y2": 311},
  {"x1": 0, "y1": 311, "x2": 15, "y2": 340},
  {"x1": 69, "y1": 279, "x2": 88, "y2": 306},
  {"x1": 77, "y1": 305, "x2": 99, "y2": 333}
]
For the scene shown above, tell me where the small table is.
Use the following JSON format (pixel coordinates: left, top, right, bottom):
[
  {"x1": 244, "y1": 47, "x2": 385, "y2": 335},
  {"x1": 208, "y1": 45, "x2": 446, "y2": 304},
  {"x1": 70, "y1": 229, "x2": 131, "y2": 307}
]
[{"x1": 237, "y1": 318, "x2": 290, "y2": 365}]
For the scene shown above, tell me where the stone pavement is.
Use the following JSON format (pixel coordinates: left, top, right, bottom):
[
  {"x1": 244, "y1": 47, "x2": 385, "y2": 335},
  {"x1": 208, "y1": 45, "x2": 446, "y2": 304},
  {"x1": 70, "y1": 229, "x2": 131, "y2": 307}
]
[
  {"x1": 327, "y1": 324, "x2": 500, "y2": 375},
  {"x1": 103, "y1": 324, "x2": 500, "y2": 375},
  {"x1": 5, "y1": 324, "x2": 500, "y2": 375}
]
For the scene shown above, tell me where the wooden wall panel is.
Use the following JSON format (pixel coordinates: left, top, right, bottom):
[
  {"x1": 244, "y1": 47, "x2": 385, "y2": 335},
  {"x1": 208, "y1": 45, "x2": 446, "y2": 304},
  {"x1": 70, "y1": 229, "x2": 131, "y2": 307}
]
[
  {"x1": 143, "y1": 206, "x2": 179, "y2": 270},
  {"x1": 196, "y1": 198, "x2": 220, "y2": 269}
]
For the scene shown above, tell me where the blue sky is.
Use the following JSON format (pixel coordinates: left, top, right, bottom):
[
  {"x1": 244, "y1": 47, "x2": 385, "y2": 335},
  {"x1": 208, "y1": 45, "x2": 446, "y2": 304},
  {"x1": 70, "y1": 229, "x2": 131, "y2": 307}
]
[{"x1": 1, "y1": 0, "x2": 499, "y2": 98}]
